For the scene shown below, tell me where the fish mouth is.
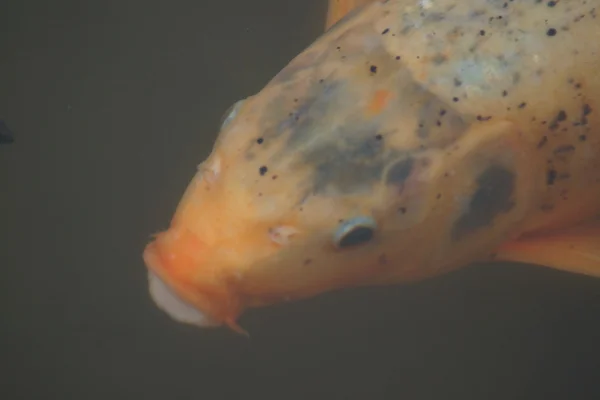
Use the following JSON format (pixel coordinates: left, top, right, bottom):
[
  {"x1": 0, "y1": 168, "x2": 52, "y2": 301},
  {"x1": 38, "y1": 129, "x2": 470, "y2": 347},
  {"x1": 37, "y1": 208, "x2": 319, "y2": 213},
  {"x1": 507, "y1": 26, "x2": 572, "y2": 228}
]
[
  {"x1": 143, "y1": 240, "x2": 248, "y2": 334},
  {"x1": 144, "y1": 243, "x2": 221, "y2": 328},
  {"x1": 147, "y1": 271, "x2": 221, "y2": 328}
]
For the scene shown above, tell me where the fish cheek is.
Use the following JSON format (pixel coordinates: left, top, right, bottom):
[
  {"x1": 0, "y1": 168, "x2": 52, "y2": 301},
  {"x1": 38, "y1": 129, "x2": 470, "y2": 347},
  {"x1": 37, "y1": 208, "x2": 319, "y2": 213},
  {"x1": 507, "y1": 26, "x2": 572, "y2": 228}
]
[{"x1": 239, "y1": 233, "x2": 373, "y2": 301}]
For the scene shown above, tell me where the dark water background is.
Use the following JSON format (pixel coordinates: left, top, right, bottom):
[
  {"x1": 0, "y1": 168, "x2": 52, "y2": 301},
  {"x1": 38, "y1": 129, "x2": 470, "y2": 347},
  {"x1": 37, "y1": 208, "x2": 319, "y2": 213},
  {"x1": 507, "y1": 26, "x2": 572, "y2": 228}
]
[{"x1": 1, "y1": 1, "x2": 599, "y2": 399}]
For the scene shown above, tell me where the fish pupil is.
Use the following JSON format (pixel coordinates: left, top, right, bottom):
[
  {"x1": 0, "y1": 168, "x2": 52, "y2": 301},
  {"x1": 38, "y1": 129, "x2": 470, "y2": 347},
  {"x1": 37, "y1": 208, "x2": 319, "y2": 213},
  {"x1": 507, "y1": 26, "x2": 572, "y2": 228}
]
[{"x1": 338, "y1": 226, "x2": 374, "y2": 248}]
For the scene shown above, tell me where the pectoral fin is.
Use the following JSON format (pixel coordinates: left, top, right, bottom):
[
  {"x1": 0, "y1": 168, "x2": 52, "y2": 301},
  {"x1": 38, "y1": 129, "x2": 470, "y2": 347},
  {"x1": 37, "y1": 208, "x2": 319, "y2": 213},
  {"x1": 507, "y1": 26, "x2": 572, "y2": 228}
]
[{"x1": 494, "y1": 219, "x2": 600, "y2": 278}]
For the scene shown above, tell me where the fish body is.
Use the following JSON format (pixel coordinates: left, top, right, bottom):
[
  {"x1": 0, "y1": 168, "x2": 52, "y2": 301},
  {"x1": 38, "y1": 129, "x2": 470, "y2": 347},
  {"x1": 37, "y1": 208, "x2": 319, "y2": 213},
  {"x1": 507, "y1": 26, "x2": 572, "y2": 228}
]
[{"x1": 144, "y1": 0, "x2": 600, "y2": 332}]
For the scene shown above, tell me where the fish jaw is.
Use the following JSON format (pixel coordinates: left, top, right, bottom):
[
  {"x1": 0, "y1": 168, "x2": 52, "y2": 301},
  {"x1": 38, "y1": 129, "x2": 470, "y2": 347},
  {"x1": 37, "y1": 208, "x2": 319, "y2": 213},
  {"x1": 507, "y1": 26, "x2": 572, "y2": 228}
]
[{"x1": 143, "y1": 230, "x2": 247, "y2": 334}]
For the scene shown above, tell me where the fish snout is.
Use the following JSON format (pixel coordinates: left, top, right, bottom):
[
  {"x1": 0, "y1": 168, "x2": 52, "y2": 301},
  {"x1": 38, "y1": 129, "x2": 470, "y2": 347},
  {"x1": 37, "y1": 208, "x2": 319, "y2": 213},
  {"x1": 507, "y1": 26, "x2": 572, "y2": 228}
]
[{"x1": 142, "y1": 228, "x2": 246, "y2": 333}]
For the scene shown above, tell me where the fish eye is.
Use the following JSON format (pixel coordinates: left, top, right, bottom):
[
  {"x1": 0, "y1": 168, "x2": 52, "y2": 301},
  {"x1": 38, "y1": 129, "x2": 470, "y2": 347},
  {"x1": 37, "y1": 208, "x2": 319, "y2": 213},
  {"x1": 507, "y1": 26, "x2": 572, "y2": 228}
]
[
  {"x1": 220, "y1": 99, "x2": 244, "y2": 130},
  {"x1": 333, "y1": 216, "x2": 377, "y2": 249}
]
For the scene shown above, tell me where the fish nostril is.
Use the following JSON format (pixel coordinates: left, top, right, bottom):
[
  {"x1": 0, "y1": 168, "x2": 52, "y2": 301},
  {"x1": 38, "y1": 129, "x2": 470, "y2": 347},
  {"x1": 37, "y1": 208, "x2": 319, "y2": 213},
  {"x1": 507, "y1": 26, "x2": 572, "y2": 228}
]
[{"x1": 268, "y1": 226, "x2": 299, "y2": 246}]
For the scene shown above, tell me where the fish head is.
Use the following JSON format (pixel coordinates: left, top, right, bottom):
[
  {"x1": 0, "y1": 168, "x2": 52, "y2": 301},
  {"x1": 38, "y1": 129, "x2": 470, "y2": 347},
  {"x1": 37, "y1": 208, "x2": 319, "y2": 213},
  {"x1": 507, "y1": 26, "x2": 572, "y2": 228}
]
[{"x1": 143, "y1": 8, "x2": 532, "y2": 332}]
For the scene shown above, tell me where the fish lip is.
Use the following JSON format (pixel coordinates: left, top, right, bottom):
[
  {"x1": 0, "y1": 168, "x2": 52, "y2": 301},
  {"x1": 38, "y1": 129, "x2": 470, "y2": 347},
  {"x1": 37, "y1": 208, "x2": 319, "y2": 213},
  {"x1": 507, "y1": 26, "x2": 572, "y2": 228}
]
[
  {"x1": 142, "y1": 241, "x2": 170, "y2": 282},
  {"x1": 143, "y1": 241, "x2": 222, "y2": 328}
]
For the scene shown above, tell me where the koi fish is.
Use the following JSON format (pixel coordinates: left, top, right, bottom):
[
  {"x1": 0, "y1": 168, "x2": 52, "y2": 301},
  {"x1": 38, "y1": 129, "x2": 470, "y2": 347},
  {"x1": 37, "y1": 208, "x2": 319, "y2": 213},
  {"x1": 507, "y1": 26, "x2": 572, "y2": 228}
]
[{"x1": 143, "y1": 0, "x2": 600, "y2": 333}]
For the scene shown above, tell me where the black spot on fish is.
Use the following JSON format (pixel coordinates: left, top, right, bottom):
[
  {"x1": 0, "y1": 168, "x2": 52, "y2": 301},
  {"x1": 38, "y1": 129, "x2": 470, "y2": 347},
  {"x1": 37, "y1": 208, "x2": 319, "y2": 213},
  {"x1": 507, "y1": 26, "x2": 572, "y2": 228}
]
[
  {"x1": 385, "y1": 158, "x2": 414, "y2": 188},
  {"x1": 549, "y1": 110, "x2": 567, "y2": 130},
  {"x1": 259, "y1": 166, "x2": 268, "y2": 176},
  {"x1": 576, "y1": 103, "x2": 593, "y2": 126},
  {"x1": 537, "y1": 135, "x2": 548, "y2": 148},
  {"x1": 547, "y1": 169, "x2": 557, "y2": 185},
  {"x1": 547, "y1": 28, "x2": 557, "y2": 36},
  {"x1": 452, "y1": 165, "x2": 516, "y2": 240}
]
